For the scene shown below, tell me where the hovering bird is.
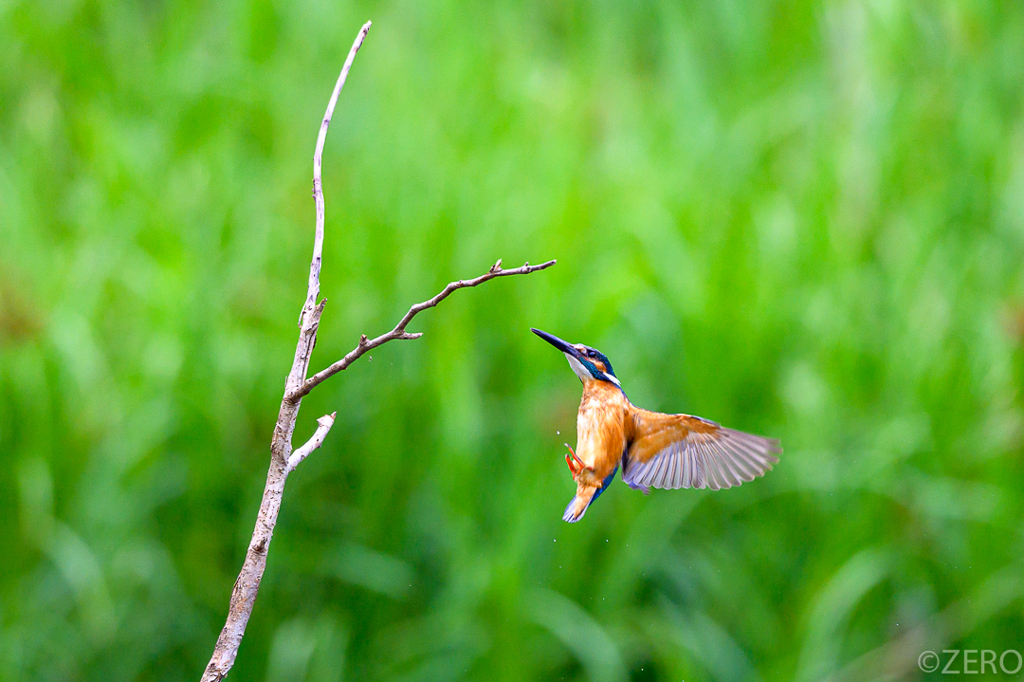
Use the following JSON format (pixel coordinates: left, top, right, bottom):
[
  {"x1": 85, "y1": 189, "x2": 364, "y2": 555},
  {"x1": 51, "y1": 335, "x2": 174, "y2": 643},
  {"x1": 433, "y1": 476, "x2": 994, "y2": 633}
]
[{"x1": 532, "y1": 328, "x2": 780, "y2": 523}]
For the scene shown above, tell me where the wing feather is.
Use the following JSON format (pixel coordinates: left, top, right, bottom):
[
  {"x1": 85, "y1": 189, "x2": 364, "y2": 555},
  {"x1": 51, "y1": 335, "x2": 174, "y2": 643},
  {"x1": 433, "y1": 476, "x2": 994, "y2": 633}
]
[
  {"x1": 724, "y1": 449, "x2": 747, "y2": 485},
  {"x1": 710, "y1": 442, "x2": 733, "y2": 488},
  {"x1": 726, "y1": 445, "x2": 758, "y2": 481},
  {"x1": 718, "y1": 440, "x2": 747, "y2": 485},
  {"x1": 684, "y1": 440, "x2": 692, "y2": 489},
  {"x1": 649, "y1": 450, "x2": 671, "y2": 488},
  {"x1": 622, "y1": 409, "x2": 780, "y2": 492},
  {"x1": 691, "y1": 442, "x2": 706, "y2": 489},
  {"x1": 668, "y1": 449, "x2": 680, "y2": 489},
  {"x1": 705, "y1": 443, "x2": 725, "y2": 491}
]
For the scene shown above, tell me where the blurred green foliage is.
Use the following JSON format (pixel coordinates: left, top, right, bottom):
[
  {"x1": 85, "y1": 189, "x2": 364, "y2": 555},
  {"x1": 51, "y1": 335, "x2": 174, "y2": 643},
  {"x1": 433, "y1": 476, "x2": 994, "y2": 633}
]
[{"x1": 2, "y1": 0, "x2": 1024, "y2": 680}]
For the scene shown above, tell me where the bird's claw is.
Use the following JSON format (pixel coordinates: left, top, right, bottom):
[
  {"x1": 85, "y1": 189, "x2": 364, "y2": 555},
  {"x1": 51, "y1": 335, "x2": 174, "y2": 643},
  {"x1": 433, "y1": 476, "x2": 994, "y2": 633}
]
[{"x1": 563, "y1": 443, "x2": 592, "y2": 477}]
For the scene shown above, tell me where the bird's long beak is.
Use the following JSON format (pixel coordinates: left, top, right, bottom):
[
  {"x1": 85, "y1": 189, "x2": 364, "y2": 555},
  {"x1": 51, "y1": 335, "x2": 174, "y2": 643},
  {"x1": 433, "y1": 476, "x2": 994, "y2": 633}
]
[{"x1": 531, "y1": 328, "x2": 581, "y2": 359}]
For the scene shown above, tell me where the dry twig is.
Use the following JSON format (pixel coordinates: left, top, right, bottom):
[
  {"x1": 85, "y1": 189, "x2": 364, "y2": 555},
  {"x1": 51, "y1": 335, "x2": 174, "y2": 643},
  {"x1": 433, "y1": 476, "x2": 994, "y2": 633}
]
[
  {"x1": 291, "y1": 257, "x2": 557, "y2": 401},
  {"x1": 200, "y1": 22, "x2": 554, "y2": 681}
]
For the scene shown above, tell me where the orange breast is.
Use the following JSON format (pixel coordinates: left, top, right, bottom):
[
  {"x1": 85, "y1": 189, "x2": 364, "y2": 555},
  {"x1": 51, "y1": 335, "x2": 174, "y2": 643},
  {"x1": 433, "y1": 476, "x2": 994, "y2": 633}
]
[{"x1": 575, "y1": 381, "x2": 630, "y2": 481}]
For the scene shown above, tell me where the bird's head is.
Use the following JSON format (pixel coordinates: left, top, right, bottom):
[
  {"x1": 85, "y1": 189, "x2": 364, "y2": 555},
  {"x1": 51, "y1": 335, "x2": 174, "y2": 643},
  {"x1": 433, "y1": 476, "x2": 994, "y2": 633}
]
[{"x1": 531, "y1": 328, "x2": 620, "y2": 388}]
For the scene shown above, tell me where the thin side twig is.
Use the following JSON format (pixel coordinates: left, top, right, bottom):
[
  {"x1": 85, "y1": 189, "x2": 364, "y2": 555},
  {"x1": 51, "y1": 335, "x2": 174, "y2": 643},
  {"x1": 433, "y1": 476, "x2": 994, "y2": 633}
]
[
  {"x1": 286, "y1": 412, "x2": 337, "y2": 472},
  {"x1": 290, "y1": 257, "x2": 557, "y2": 401}
]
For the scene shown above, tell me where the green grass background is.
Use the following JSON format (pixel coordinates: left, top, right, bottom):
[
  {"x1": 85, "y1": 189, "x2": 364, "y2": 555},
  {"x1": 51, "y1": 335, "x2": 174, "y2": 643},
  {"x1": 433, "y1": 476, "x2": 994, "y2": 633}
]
[{"x1": 3, "y1": 1, "x2": 1024, "y2": 680}]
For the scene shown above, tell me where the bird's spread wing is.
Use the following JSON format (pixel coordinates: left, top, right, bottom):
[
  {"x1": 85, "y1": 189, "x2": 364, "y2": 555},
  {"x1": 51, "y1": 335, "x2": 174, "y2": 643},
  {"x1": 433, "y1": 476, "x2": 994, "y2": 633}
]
[{"x1": 622, "y1": 410, "x2": 780, "y2": 492}]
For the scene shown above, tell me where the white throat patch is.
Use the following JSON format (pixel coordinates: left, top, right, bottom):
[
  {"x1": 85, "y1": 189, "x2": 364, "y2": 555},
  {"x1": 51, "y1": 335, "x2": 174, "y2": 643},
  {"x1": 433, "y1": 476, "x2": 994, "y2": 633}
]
[
  {"x1": 565, "y1": 353, "x2": 591, "y2": 381},
  {"x1": 564, "y1": 352, "x2": 621, "y2": 386}
]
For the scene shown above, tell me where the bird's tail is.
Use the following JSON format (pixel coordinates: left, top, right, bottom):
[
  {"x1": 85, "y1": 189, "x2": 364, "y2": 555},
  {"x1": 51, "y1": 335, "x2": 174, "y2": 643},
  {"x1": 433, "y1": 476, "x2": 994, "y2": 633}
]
[
  {"x1": 562, "y1": 467, "x2": 618, "y2": 523},
  {"x1": 562, "y1": 492, "x2": 594, "y2": 523}
]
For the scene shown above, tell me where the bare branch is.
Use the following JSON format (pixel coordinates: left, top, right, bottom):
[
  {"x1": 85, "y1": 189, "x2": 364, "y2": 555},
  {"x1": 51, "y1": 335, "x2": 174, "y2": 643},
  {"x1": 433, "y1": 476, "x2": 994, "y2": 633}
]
[
  {"x1": 286, "y1": 413, "x2": 337, "y2": 473},
  {"x1": 202, "y1": 21, "x2": 555, "y2": 682},
  {"x1": 200, "y1": 23, "x2": 371, "y2": 682},
  {"x1": 291, "y1": 258, "x2": 557, "y2": 400}
]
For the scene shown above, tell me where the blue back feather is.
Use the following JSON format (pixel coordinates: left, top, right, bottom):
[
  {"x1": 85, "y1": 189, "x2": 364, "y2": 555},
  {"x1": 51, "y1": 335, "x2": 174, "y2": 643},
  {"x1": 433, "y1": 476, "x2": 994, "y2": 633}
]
[{"x1": 590, "y1": 466, "x2": 618, "y2": 503}]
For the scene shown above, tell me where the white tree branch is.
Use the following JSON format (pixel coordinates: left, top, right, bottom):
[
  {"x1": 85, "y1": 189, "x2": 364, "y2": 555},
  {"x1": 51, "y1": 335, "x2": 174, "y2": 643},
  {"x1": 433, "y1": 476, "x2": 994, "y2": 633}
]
[
  {"x1": 286, "y1": 412, "x2": 336, "y2": 473},
  {"x1": 200, "y1": 20, "x2": 555, "y2": 682},
  {"x1": 199, "y1": 23, "x2": 372, "y2": 682}
]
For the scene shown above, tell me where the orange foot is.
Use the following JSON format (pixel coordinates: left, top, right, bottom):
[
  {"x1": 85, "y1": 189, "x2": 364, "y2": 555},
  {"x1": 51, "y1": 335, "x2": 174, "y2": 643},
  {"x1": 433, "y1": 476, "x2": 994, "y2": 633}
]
[{"x1": 564, "y1": 443, "x2": 592, "y2": 476}]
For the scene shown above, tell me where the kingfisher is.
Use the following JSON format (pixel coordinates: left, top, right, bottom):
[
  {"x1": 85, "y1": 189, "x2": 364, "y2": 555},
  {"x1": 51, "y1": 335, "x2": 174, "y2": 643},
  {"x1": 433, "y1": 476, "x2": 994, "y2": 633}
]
[{"x1": 532, "y1": 328, "x2": 781, "y2": 523}]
